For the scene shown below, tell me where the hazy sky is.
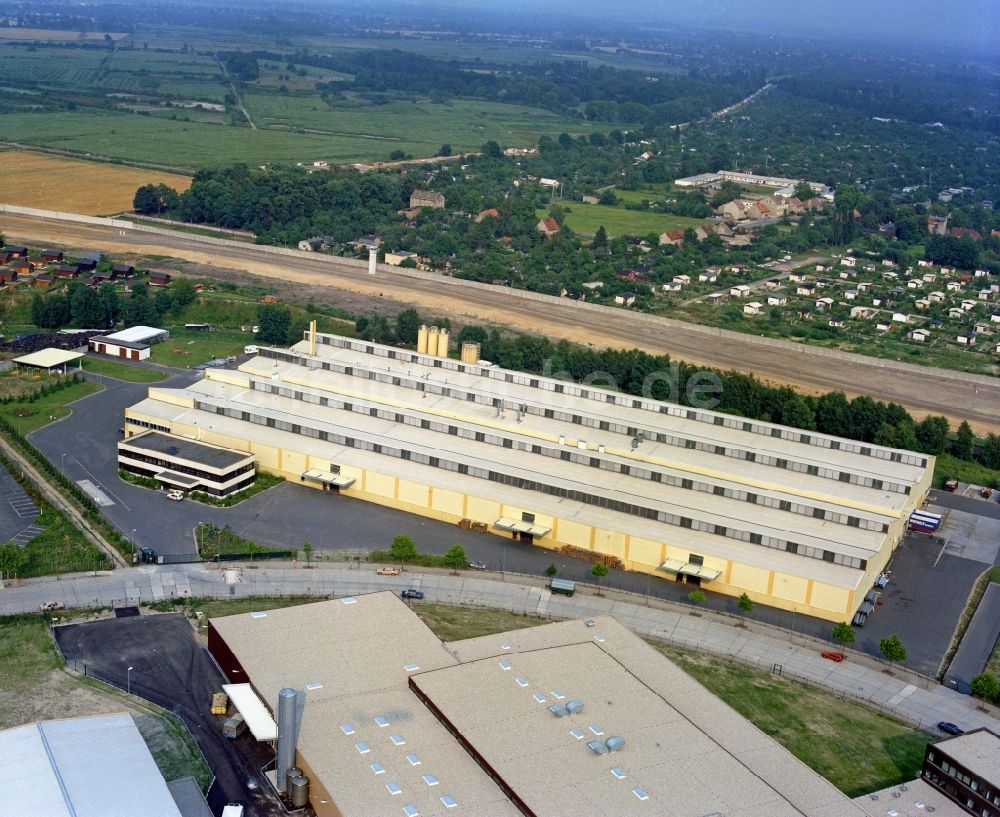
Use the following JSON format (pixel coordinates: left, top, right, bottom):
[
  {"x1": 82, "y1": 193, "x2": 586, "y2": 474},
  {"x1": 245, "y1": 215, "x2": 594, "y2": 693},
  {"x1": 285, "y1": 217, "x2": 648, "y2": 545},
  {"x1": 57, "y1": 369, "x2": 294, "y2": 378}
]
[{"x1": 464, "y1": 0, "x2": 999, "y2": 50}]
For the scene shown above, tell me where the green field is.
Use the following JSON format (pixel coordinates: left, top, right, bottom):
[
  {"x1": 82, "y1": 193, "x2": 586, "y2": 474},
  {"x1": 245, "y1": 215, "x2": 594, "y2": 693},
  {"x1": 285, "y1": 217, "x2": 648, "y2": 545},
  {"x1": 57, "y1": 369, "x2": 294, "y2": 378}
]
[
  {"x1": 148, "y1": 327, "x2": 251, "y2": 366},
  {"x1": 81, "y1": 357, "x2": 168, "y2": 383},
  {"x1": 540, "y1": 202, "x2": 706, "y2": 237},
  {"x1": 0, "y1": 378, "x2": 101, "y2": 435}
]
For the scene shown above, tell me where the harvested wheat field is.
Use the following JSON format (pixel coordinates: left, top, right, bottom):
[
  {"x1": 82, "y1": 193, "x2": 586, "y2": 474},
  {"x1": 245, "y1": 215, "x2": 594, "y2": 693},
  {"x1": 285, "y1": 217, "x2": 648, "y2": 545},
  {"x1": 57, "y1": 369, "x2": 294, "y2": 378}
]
[
  {"x1": 0, "y1": 29, "x2": 128, "y2": 41},
  {"x1": 0, "y1": 150, "x2": 191, "y2": 215}
]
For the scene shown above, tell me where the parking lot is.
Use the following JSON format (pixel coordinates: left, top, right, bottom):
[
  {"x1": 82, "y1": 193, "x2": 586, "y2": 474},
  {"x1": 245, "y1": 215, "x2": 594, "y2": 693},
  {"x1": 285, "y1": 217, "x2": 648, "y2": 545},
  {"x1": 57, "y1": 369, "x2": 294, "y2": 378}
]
[
  {"x1": 0, "y1": 465, "x2": 43, "y2": 545},
  {"x1": 53, "y1": 613, "x2": 293, "y2": 817}
]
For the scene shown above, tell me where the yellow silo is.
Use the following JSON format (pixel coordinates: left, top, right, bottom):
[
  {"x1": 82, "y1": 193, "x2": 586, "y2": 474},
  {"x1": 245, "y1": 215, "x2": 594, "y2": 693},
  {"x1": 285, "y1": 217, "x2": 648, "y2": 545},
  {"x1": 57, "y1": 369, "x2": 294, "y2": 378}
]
[
  {"x1": 461, "y1": 341, "x2": 480, "y2": 364},
  {"x1": 417, "y1": 325, "x2": 429, "y2": 355}
]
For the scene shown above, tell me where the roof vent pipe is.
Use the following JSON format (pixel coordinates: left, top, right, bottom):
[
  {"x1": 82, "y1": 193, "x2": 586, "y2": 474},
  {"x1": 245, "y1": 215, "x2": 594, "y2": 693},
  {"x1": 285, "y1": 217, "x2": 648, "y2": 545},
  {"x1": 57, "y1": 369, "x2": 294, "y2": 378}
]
[{"x1": 276, "y1": 687, "x2": 299, "y2": 793}]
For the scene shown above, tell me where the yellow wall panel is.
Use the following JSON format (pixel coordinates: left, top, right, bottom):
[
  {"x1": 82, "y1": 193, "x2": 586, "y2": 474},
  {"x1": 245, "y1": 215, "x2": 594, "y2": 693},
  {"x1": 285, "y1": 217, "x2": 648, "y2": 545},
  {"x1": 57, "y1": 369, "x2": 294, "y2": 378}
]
[
  {"x1": 809, "y1": 583, "x2": 850, "y2": 616},
  {"x1": 555, "y1": 519, "x2": 591, "y2": 549},
  {"x1": 365, "y1": 472, "x2": 396, "y2": 499},
  {"x1": 466, "y1": 496, "x2": 501, "y2": 524},
  {"x1": 146, "y1": 388, "x2": 194, "y2": 408},
  {"x1": 770, "y1": 573, "x2": 809, "y2": 604},
  {"x1": 728, "y1": 563, "x2": 771, "y2": 593},
  {"x1": 626, "y1": 536, "x2": 662, "y2": 568},
  {"x1": 398, "y1": 479, "x2": 430, "y2": 508},
  {"x1": 431, "y1": 488, "x2": 464, "y2": 518}
]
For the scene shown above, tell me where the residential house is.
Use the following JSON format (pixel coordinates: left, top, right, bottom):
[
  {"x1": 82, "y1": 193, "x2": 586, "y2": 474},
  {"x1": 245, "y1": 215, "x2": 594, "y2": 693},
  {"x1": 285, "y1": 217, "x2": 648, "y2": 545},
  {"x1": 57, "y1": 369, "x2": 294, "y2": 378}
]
[
  {"x1": 0, "y1": 251, "x2": 11, "y2": 265},
  {"x1": 914, "y1": 299, "x2": 931, "y2": 310},
  {"x1": 922, "y1": 273, "x2": 937, "y2": 283},
  {"x1": 474, "y1": 208, "x2": 500, "y2": 223},
  {"x1": 961, "y1": 299, "x2": 977, "y2": 311},
  {"x1": 845, "y1": 290, "x2": 859, "y2": 301},
  {"x1": 892, "y1": 312, "x2": 911, "y2": 323},
  {"x1": 41, "y1": 249, "x2": 63, "y2": 263},
  {"x1": 980, "y1": 290, "x2": 995, "y2": 300},
  {"x1": 660, "y1": 282, "x2": 682, "y2": 293},
  {"x1": 10, "y1": 260, "x2": 33, "y2": 277},
  {"x1": 743, "y1": 301, "x2": 763, "y2": 316},
  {"x1": 536, "y1": 218, "x2": 560, "y2": 238},
  {"x1": 729, "y1": 284, "x2": 751, "y2": 298},
  {"x1": 614, "y1": 292, "x2": 636, "y2": 306},
  {"x1": 956, "y1": 332, "x2": 977, "y2": 345},
  {"x1": 715, "y1": 199, "x2": 752, "y2": 220},
  {"x1": 2, "y1": 245, "x2": 27, "y2": 258},
  {"x1": 946, "y1": 281, "x2": 962, "y2": 292},
  {"x1": 994, "y1": 341, "x2": 1000, "y2": 354},
  {"x1": 384, "y1": 250, "x2": 419, "y2": 267},
  {"x1": 693, "y1": 226, "x2": 713, "y2": 242},
  {"x1": 839, "y1": 269, "x2": 857, "y2": 280},
  {"x1": 876, "y1": 320, "x2": 892, "y2": 332},
  {"x1": 856, "y1": 281, "x2": 872, "y2": 291},
  {"x1": 906, "y1": 279, "x2": 922, "y2": 289},
  {"x1": 148, "y1": 272, "x2": 171, "y2": 287},
  {"x1": 767, "y1": 292, "x2": 788, "y2": 306},
  {"x1": 974, "y1": 321, "x2": 993, "y2": 335},
  {"x1": 909, "y1": 328, "x2": 930, "y2": 342},
  {"x1": 581, "y1": 195, "x2": 599, "y2": 205},
  {"x1": 948, "y1": 307, "x2": 966, "y2": 319},
  {"x1": 706, "y1": 293, "x2": 726, "y2": 305},
  {"x1": 974, "y1": 268, "x2": 989, "y2": 278},
  {"x1": 928, "y1": 291, "x2": 947, "y2": 303},
  {"x1": 950, "y1": 227, "x2": 982, "y2": 241},
  {"x1": 917, "y1": 259, "x2": 932, "y2": 268},
  {"x1": 672, "y1": 275, "x2": 691, "y2": 286},
  {"x1": 298, "y1": 236, "x2": 331, "y2": 252},
  {"x1": 698, "y1": 270, "x2": 718, "y2": 283},
  {"x1": 927, "y1": 215, "x2": 949, "y2": 235},
  {"x1": 839, "y1": 257, "x2": 856, "y2": 267},
  {"x1": 112, "y1": 263, "x2": 135, "y2": 278},
  {"x1": 33, "y1": 273, "x2": 55, "y2": 287},
  {"x1": 796, "y1": 282, "x2": 817, "y2": 296},
  {"x1": 851, "y1": 306, "x2": 875, "y2": 319},
  {"x1": 815, "y1": 297, "x2": 834, "y2": 311},
  {"x1": 0, "y1": 269, "x2": 17, "y2": 285},
  {"x1": 991, "y1": 311, "x2": 1000, "y2": 324},
  {"x1": 581, "y1": 281, "x2": 604, "y2": 292},
  {"x1": 788, "y1": 271, "x2": 808, "y2": 283},
  {"x1": 828, "y1": 317, "x2": 844, "y2": 328},
  {"x1": 56, "y1": 264, "x2": 80, "y2": 279},
  {"x1": 396, "y1": 207, "x2": 423, "y2": 220},
  {"x1": 75, "y1": 257, "x2": 98, "y2": 272},
  {"x1": 882, "y1": 259, "x2": 895, "y2": 268},
  {"x1": 658, "y1": 230, "x2": 685, "y2": 247},
  {"x1": 409, "y1": 190, "x2": 446, "y2": 210}
]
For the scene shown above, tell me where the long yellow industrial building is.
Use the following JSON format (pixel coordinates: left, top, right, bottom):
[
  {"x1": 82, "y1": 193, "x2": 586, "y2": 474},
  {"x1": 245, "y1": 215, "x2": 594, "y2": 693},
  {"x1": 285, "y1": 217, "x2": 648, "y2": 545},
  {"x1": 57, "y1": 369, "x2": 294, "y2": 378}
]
[{"x1": 123, "y1": 329, "x2": 933, "y2": 621}]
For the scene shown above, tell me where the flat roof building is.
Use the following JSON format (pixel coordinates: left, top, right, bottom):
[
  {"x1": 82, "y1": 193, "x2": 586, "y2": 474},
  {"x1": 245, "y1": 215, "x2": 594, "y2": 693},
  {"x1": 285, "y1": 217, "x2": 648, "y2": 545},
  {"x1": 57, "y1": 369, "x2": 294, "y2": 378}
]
[
  {"x1": 125, "y1": 331, "x2": 933, "y2": 621},
  {"x1": 0, "y1": 713, "x2": 184, "y2": 817},
  {"x1": 118, "y1": 430, "x2": 256, "y2": 495},
  {"x1": 921, "y1": 729, "x2": 1000, "y2": 816},
  {"x1": 208, "y1": 594, "x2": 869, "y2": 817}
]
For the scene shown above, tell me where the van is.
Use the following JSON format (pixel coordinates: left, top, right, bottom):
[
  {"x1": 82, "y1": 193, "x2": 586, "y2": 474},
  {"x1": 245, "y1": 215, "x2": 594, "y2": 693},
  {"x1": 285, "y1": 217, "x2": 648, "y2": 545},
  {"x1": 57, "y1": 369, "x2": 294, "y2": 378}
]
[
  {"x1": 549, "y1": 578, "x2": 576, "y2": 597},
  {"x1": 221, "y1": 805, "x2": 244, "y2": 817},
  {"x1": 244, "y1": 345, "x2": 259, "y2": 355},
  {"x1": 223, "y1": 713, "x2": 247, "y2": 739}
]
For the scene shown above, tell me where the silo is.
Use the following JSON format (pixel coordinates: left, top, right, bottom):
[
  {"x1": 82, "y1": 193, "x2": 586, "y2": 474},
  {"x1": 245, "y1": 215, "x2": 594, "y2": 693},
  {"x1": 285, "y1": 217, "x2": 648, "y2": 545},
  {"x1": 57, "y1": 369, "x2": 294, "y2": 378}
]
[
  {"x1": 289, "y1": 775, "x2": 310, "y2": 808},
  {"x1": 276, "y1": 687, "x2": 298, "y2": 792},
  {"x1": 427, "y1": 326, "x2": 440, "y2": 357},
  {"x1": 438, "y1": 328, "x2": 449, "y2": 358},
  {"x1": 368, "y1": 246, "x2": 377, "y2": 276},
  {"x1": 461, "y1": 342, "x2": 480, "y2": 365},
  {"x1": 417, "y1": 325, "x2": 429, "y2": 355}
]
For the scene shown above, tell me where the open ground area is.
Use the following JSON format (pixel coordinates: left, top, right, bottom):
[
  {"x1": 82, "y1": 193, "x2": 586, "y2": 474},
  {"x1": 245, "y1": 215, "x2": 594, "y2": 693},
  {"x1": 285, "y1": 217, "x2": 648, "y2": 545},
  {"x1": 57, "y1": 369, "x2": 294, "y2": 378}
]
[
  {"x1": 4, "y1": 212, "x2": 998, "y2": 434},
  {"x1": 542, "y1": 201, "x2": 706, "y2": 237},
  {"x1": 0, "y1": 149, "x2": 192, "y2": 215}
]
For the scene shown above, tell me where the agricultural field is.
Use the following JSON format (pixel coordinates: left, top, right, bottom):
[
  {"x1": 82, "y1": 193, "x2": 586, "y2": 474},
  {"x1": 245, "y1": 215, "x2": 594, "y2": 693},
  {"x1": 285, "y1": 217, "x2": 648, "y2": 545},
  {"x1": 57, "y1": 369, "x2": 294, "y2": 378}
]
[
  {"x1": 0, "y1": 149, "x2": 192, "y2": 214},
  {"x1": 246, "y1": 93, "x2": 606, "y2": 159},
  {"x1": 539, "y1": 201, "x2": 706, "y2": 237},
  {"x1": 0, "y1": 29, "x2": 129, "y2": 42}
]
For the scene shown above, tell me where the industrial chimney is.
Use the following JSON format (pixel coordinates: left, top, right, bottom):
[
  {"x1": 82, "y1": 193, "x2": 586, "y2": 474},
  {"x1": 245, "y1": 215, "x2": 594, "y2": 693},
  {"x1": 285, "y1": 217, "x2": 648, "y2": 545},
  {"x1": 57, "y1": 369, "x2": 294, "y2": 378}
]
[
  {"x1": 368, "y1": 246, "x2": 377, "y2": 276},
  {"x1": 309, "y1": 320, "x2": 317, "y2": 356}
]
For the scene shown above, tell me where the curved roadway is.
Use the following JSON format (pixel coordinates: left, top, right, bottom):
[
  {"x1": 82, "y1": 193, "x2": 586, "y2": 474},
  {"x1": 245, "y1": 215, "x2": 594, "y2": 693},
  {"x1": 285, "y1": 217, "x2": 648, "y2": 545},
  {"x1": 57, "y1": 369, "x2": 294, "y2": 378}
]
[{"x1": 4, "y1": 212, "x2": 998, "y2": 434}]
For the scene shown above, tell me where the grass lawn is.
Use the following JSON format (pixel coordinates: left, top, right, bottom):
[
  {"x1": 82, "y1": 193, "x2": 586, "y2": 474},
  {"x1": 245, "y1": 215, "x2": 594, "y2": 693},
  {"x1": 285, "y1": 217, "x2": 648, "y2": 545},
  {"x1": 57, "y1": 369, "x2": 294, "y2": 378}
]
[
  {"x1": 934, "y1": 453, "x2": 1000, "y2": 489},
  {"x1": 0, "y1": 614, "x2": 211, "y2": 789},
  {"x1": 0, "y1": 378, "x2": 101, "y2": 435},
  {"x1": 148, "y1": 328, "x2": 250, "y2": 367},
  {"x1": 413, "y1": 603, "x2": 551, "y2": 641},
  {"x1": 658, "y1": 645, "x2": 932, "y2": 797},
  {"x1": 82, "y1": 356, "x2": 168, "y2": 383},
  {"x1": 20, "y1": 506, "x2": 113, "y2": 577},
  {"x1": 539, "y1": 202, "x2": 706, "y2": 238}
]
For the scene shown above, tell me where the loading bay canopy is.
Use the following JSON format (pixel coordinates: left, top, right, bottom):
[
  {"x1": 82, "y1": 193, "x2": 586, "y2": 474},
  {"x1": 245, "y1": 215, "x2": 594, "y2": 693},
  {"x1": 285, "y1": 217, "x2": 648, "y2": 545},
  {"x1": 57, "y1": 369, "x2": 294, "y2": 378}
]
[
  {"x1": 156, "y1": 471, "x2": 201, "y2": 489},
  {"x1": 302, "y1": 469, "x2": 356, "y2": 488},
  {"x1": 660, "y1": 558, "x2": 722, "y2": 582},
  {"x1": 494, "y1": 517, "x2": 551, "y2": 537},
  {"x1": 222, "y1": 683, "x2": 278, "y2": 741}
]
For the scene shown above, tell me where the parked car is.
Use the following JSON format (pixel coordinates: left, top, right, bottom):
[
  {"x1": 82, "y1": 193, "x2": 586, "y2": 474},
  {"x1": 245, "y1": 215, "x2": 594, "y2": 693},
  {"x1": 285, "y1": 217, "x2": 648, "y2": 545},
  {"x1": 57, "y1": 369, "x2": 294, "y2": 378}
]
[
  {"x1": 138, "y1": 546, "x2": 158, "y2": 564},
  {"x1": 943, "y1": 480, "x2": 959, "y2": 492},
  {"x1": 469, "y1": 561, "x2": 487, "y2": 570},
  {"x1": 166, "y1": 489, "x2": 184, "y2": 501},
  {"x1": 223, "y1": 713, "x2": 247, "y2": 739},
  {"x1": 821, "y1": 651, "x2": 844, "y2": 662},
  {"x1": 400, "y1": 589, "x2": 424, "y2": 600},
  {"x1": 937, "y1": 722, "x2": 963, "y2": 736},
  {"x1": 39, "y1": 601, "x2": 65, "y2": 612},
  {"x1": 376, "y1": 567, "x2": 401, "y2": 576}
]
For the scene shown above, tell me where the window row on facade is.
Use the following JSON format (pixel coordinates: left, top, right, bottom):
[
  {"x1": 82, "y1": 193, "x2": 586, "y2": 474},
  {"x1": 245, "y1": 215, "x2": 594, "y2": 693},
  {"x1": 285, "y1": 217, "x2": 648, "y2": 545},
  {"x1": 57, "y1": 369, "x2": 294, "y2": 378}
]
[{"x1": 192, "y1": 397, "x2": 869, "y2": 571}]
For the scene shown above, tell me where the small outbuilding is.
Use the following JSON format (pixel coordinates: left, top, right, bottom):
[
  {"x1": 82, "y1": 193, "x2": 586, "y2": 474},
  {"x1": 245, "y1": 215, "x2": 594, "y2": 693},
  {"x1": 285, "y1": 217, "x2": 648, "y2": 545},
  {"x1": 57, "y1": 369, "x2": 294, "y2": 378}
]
[{"x1": 13, "y1": 348, "x2": 84, "y2": 373}]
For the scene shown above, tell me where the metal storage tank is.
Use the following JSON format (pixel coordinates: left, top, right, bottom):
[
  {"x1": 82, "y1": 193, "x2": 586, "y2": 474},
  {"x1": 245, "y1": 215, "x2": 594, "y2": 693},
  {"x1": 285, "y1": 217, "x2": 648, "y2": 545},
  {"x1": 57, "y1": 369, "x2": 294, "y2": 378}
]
[
  {"x1": 438, "y1": 328, "x2": 449, "y2": 357},
  {"x1": 287, "y1": 767, "x2": 303, "y2": 781},
  {"x1": 461, "y1": 342, "x2": 480, "y2": 364},
  {"x1": 417, "y1": 325, "x2": 429, "y2": 355},
  {"x1": 289, "y1": 775, "x2": 310, "y2": 808}
]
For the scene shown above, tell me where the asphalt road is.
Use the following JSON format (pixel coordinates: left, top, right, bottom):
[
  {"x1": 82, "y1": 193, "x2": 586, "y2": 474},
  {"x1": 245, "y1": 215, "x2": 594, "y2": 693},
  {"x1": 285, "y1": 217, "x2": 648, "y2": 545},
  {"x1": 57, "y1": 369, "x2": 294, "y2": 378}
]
[
  {"x1": 5, "y1": 212, "x2": 999, "y2": 433},
  {"x1": 53, "y1": 613, "x2": 287, "y2": 816}
]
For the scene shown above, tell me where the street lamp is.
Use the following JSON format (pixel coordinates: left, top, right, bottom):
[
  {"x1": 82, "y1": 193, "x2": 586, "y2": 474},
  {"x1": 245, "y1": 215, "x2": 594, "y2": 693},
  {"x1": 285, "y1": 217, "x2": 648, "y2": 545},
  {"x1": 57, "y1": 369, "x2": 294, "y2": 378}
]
[
  {"x1": 131, "y1": 529, "x2": 137, "y2": 558},
  {"x1": 127, "y1": 666, "x2": 133, "y2": 695},
  {"x1": 61, "y1": 453, "x2": 66, "y2": 474}
]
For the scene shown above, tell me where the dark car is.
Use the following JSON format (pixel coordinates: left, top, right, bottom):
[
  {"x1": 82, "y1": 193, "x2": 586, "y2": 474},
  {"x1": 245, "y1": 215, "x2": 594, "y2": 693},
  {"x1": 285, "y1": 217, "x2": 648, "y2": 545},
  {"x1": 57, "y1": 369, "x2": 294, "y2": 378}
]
[
  {"x1": 138, "y1": 546, "x2": 158, "y2": 564},
  {"x1": 469, "y1": 561, "x2": 487, "y2": 570},
  {"x1": 400, "y1": 589, "x2": 424, "y2": 600},
  {"x1": 937, "y1": 722, "x2": 963, "y2": 736}
]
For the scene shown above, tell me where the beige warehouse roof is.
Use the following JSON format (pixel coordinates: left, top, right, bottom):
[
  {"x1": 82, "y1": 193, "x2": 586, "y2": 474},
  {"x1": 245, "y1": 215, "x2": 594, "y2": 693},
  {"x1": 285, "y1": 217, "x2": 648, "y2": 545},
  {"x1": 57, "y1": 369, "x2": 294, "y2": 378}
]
[
  {"x1": 14, "y1": 348, "x2": 83, "y2": 369},
  {"x1": 211, "y1": 597, "x2": 867, "y2": 817}
]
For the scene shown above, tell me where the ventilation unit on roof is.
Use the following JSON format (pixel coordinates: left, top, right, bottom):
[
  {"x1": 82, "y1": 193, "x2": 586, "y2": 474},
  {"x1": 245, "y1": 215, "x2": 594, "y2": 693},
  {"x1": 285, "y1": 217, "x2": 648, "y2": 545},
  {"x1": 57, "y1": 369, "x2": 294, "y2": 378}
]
[
  {"x1": 587, "y1": 740, "x2": 610, "y2": 755},
  {"x1": 606, "y1": 736, "x2": 625, "y2": 752},
  {"x1": 548, "y1": 704, "x2": 568, "y2": 718},
  {"x1": 566, "y1": 699, "x2": 584, "y2": 715}
]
